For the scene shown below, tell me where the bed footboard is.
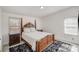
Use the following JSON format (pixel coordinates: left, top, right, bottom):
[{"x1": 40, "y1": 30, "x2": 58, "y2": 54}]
[{"x1": 36, "y1": 34, "x2": 54, "y2": 52}]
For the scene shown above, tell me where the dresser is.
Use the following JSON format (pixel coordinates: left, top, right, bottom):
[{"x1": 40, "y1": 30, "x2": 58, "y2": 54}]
[
  {"x1": 9, "y1": 33, "x2": 20, "y2": 46},
  {"x1": 9, "y1": 17, "x2": 22, "y2": 46}
]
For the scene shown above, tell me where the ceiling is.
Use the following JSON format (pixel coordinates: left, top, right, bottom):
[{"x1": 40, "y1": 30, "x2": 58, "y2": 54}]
[{"x1": 0, "y1": 6, "x2": 70, "y2": 17}]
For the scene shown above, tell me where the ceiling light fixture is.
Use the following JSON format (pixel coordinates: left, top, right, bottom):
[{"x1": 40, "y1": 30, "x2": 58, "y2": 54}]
[{"x1": 40, "y1": 6, "x2": 44, "y2": 9}]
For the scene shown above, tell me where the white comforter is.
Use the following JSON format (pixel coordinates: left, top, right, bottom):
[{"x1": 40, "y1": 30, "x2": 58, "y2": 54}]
[{"x1": 22, "y1": 31, "x2": 52, "y2": 51}]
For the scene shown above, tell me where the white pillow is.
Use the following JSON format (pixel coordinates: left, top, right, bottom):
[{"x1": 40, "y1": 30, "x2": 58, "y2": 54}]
[
  {"x1": 24, "y1": 28, "x2": 31, "y2": 33},
  {"x1": 30, "y1": 28, "x2": 36, "y2": 32}
]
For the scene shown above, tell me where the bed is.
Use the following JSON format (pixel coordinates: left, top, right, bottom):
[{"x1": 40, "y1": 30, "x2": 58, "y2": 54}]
[{"x1": 21, "y1": 22, "x2": 55, "y2": 52}]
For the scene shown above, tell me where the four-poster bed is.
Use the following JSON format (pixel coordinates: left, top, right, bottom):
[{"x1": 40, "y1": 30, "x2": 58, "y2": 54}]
[{"x1": 21, "y1": 19, "x2": 55, "y2": 52}]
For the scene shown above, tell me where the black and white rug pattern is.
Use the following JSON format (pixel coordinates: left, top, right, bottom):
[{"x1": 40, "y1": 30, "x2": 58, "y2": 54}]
[
  {"x1": 9, "y1": 40, "x2": 72, "y2": 52},
  {"x1": 44, "y1": 41, "x2": 72, "y2": 52},
  {"x1": 9, "y1": 43, "x2": 33, "y2": 52}
]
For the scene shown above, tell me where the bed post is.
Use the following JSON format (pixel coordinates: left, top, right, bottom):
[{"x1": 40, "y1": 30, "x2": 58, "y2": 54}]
[
  {"x1": 52, "y1": 34, "x2": 55, "y2": 44},
  {"x1": 35, "y1": 20, "x2": 36, "y2": 30},
  {"x1": 21, "y1": 18, "x2": 23, "y2": 35},
  {"x1": 36, "y1": 41, "x2": 39, "y2": 52}
]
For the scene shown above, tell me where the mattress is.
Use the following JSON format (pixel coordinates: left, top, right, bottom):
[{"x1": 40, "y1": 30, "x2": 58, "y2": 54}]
[{"x1": 22, "y1": 31, "x2": 52, "y2": 51}]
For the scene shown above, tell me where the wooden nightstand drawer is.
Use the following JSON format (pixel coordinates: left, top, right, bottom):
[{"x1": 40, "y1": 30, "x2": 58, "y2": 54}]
[{"x1": 9, "y1": 34, "x2": 20, "y2": 46}]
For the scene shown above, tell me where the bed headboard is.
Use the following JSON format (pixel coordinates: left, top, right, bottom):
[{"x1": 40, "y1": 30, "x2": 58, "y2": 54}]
[
  {"x1": 21, "y1": 20, "x2": 37, "y2": 33},
  {"x1": 24, "y1": 22, "x2": 35, "y2": 28}
]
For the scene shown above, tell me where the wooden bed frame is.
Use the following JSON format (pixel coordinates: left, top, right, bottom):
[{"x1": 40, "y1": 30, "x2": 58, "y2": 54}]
[
  {"x1": 36, "y1": 35, "x2": 54, "y2": 52},
  {"x1": 22, "y1": 34, "x2": 54, "y2": 52},
  {"x1": 21, "y1": 20, "x2": 55, "y2": 52}
]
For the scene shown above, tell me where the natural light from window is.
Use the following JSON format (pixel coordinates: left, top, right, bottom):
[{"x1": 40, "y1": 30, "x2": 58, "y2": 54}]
[{"x1": 64, "y1": 17, "x2": 78, "y2": 35}]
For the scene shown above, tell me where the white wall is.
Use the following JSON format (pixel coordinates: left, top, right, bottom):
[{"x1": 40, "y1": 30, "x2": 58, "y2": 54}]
[
  {"x1": 42, "y1": 7, "x2": 79, "y2": 44},
  {"x1": 2, "y1": 12, "x2": 42, "y2": 45},
  {"x1": 0, "y1": 8, "x2": 2, "y2": 51}
]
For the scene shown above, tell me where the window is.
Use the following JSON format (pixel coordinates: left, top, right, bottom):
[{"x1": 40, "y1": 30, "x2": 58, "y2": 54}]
[
  {"x1": 64, "y1": 17, "x2": 78, "y2": 35},
  {"x1": 9, "y1": 17, "x2": 21, "y2": 34}
]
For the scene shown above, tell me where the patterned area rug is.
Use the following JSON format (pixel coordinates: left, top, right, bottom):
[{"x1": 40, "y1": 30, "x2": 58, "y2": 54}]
[
  {"x1": 9, "y1": 43, "x2": 33, "y2": 52},
  {"x1": 9, "y1": 41, "x2": 72, "y2": 52},
  {"x1": 44, "y1": 41, "x2": 72, "y2": 52}
]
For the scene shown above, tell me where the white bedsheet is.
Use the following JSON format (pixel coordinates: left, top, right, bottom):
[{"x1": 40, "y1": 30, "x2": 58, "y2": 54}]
[{"x1": 22, "y1": 31, "x2": 52, "y2": 51}]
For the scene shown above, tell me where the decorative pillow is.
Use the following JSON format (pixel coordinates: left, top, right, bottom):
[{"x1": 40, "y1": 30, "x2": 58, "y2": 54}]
[
  {"x1": 30, "y1": 28, "x2": 36, "y2": 32},
  {"x1": 24, "y1": 28, "x2": 31, "y2": 33}
]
